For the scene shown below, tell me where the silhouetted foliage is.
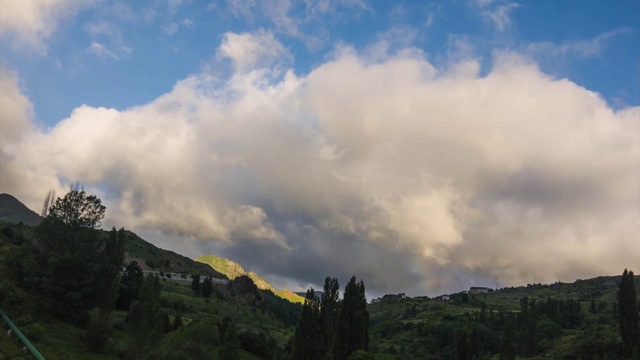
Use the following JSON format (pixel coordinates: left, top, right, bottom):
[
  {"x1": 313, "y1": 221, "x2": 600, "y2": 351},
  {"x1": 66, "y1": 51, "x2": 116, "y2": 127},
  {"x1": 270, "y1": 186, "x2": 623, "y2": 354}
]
[
  {"x1": 333, "y1": 276, "x2": 369, "y2": 360},
  {"x1": 116, "y1": 261, "x2": 145, "y2": 310},
  {"x1": 48, "y1": 189, "x2": 105, "y2": 229},
  {"x1": 127, "y1": 275, "x2": 166, "y2": 359},
  {"x1": 202, "y1": 276, "x2": 213, "y2": 300},
  {"x1": 618, "y1": 269, "x2": 640, "y2": 358}
]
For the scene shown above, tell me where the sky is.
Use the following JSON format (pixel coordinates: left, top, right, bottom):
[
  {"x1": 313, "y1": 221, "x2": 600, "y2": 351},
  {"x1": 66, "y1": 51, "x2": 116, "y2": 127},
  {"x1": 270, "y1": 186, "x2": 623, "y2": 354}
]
[{"x1": 1, "y1": 0, "x2": 639, "y2": 298}]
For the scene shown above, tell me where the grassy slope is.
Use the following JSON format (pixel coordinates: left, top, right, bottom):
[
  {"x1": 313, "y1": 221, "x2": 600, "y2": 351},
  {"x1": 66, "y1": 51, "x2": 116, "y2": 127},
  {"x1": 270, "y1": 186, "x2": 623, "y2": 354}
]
[
  {"x1": 196, "y1": 254, "x2": 305, "y2": 304},
  {"x1": 123, "y1": 231, "x2": 227, "y2": 279}
]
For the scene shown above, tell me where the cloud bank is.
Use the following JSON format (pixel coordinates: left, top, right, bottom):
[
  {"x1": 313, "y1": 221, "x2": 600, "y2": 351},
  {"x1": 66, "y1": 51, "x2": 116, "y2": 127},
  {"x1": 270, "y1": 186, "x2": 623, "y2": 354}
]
[{"x1": 1, "y1": 32, "x2": 638, "y2": 296}]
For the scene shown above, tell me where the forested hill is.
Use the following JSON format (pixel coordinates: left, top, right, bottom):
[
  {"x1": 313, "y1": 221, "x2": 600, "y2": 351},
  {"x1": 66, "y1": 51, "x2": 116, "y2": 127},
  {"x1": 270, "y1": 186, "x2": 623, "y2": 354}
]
[
  {"x1": 0, "y1": 193, "x2": 227, "y2": 279},
  {"x1": 0, "y1": 193, "x2": 42, "y2": 226}
]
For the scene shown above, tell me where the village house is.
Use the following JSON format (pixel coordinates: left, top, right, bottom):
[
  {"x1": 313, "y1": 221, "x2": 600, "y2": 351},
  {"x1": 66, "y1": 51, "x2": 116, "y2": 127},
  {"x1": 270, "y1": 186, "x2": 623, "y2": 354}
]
[{"x1": 469, "y1": 287, "x2": 489, "y2": 294}]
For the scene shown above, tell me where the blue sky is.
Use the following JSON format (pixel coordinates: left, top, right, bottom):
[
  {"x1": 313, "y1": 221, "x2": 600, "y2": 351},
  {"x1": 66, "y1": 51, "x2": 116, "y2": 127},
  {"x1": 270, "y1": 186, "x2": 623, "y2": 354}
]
[
  {"x1": 2, "y1": 0, "x2": 639, "y2": 126},
  {"x1": 1, "y1": 0, "x2": 639, "y2": 296}
]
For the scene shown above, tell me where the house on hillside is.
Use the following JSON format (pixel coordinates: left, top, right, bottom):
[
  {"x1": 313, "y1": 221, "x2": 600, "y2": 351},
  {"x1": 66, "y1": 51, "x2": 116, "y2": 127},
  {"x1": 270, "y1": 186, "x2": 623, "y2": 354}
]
[
  {"x1": 382, "y1": 293, "x2": 406, "y2": 300},
  {"x1": 469, "y1": 287, "x2": 489, "y2": 294}
]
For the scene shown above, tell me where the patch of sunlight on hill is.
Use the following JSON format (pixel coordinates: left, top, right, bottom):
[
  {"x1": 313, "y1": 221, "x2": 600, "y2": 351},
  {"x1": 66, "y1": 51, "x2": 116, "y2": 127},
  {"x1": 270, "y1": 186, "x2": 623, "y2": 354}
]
[{"x1": 196, "y1": 254, "x2": 305, "y2": 304}]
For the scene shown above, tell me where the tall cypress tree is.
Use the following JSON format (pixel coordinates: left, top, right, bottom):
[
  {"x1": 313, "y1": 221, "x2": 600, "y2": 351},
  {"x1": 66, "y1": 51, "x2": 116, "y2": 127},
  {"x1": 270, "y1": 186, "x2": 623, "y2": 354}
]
[
  {"x1": 332, "y1": 276, "x2": 369, "y2": 360},
  {"x1": 292, "y1": 288, "x2": 323, "y2": 360},
  {"x1": 618, "y1": 269, "x2": 639, "y2": 357},
  {"x1": 320, "y1": 277, "x2": 340, "y2": 355},
  {"x1": 96, "y1": 227, "x2": 126, "y2": 322}
]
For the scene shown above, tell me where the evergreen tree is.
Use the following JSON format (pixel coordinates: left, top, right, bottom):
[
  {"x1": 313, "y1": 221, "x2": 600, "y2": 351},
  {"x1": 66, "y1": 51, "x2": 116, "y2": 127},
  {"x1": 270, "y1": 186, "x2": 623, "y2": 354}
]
[
  {"x1": 618, "y1": 269, "x2": 640, "y2": 357},
  {"x1": 292, "y1": 288, "x2": 323, "y2": 360},
  {"x1": 332, "y1": 277, "x2": 369, "y2": 360},
  {"x1": 96, "y1": 227, "x2": 126, "y2": 322},
  {"x1": 191, "y1": 273, "x2": 201, "y2": 295},
  {"x1": 116, "y1": 261, "x2": 145, "y2": 310},
  {"x1": 202, "y1": 276, "x2": 214, "y2": 300},
  {"x1": 320, "y1": 276, "x2": 340, "y2": 355}
]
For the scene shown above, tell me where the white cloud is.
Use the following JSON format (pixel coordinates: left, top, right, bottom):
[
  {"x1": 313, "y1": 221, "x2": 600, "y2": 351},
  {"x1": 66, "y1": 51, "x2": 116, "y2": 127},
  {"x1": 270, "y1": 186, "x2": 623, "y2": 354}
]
[
  {"x1": 0, "y1": 0, "x2": 94, "y2": 52},
  {"x1": 87, "y1": 41, "x2": 119, "y2": 59},
  {"x1": 216, "y1": 30, "x2": 292, "y2": 72},
  {"x1": 1, "y1": 42, "x2": 638, "y2": 295}
]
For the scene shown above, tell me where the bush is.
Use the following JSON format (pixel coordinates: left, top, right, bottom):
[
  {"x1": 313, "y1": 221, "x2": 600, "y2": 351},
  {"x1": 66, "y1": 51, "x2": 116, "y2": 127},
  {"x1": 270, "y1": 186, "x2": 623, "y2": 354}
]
[
  {"x1": 85, "y1": 319, "x2": 112, "y2": 352},
  {"x1": 23, "y1": 322, "x2": 45, "y2": 342}
]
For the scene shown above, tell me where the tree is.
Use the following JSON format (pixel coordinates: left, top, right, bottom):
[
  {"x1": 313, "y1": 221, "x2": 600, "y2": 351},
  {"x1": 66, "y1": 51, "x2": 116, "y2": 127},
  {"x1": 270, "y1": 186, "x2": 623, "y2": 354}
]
[
  {"x1": 321, "y1": 277, "x2": 340, "y2": 355},
  {"x1": 127, "y1": 275, "x2": 166, "y2": 359},
  {"x1": 96, "y1": 227, "x2": 126, "y2": 322},
  {"x1": 219, "y1": 318, "x2": 240, "y2": 360},
  {"x1": 618, "y1": 269, "x2": 639, "y2": 358},
  {"x1": 292, "y1": 288, "x2": 323, "y2": 360},
  {"x1": 116, "y1": 261, "x2": 145, "y2": 310},
  {"x1": 33, "y1": 215, "x2": 102, "y2": 325},
  {"x1": 202, "y1": 276, "x2": 214, "y2": 300},
  {"x1": 191, "y1": 274, "x2": 201, "y2": 295},
  {"x1": 333, "y1": 277, "x2": 369, "y2": 360},
  {"x1": 48, "y1": 190, "x2": 106, "y2": 229},
  {"x1": 500, "y1": 315, "x2": 517, "y2": 360}
]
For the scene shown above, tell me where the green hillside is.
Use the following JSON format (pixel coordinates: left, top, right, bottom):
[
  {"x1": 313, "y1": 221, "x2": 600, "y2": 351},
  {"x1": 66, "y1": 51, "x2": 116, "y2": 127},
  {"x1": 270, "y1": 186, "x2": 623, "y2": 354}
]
[
  {"x1": 124, "y1": 231, "x2": 227, "y2": 279},
  {"x1": 196, "y1": 254, "x2": 305, "y2": 304},
  {"x1": 0, "y1": 220, "x2": 301, "y2": 360}
]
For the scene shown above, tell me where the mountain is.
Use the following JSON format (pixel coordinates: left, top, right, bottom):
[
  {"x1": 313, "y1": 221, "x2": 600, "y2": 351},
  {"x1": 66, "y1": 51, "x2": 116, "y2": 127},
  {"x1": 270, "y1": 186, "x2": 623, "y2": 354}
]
[
  {"x1": 0, "y1": 193, "x2": 42, "y2": 226},
  {"x1": 196, "y1": 254, "x2": 305, "y2": 304}
]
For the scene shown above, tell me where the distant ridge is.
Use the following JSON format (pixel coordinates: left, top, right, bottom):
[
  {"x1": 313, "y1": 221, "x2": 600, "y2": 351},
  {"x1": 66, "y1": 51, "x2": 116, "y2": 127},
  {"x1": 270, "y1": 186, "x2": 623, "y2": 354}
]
[
  {"x1": 0, "y1": 193, "x2": 42, "y2": 226},
  {"x1": 196, "y1": 254, "x2": 305, "y2": 304}
]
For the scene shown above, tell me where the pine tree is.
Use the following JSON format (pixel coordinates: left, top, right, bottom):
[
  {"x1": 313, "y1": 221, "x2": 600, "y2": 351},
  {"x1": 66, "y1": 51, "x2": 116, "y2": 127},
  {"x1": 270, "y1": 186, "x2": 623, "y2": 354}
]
[
  {"x1": 332, "y1": 276, "x2": 369, "y2": 360},
  {"x1": 618, "y1": 269, "x2": 640, "y2": 357}
]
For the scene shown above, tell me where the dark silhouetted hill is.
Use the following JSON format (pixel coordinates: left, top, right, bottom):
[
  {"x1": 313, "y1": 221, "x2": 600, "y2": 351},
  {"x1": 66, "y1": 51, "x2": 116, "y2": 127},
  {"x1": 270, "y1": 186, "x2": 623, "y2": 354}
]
[{"x1": 0, "y1": 193, "x2": 41, "y2": 225}]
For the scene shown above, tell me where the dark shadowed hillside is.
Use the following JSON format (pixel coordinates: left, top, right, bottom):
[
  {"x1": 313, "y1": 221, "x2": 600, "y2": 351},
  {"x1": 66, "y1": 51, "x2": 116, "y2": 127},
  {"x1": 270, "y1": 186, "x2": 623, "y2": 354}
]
[{"x1": 0, "y1": 194, "x2": 41, "y2": 226}]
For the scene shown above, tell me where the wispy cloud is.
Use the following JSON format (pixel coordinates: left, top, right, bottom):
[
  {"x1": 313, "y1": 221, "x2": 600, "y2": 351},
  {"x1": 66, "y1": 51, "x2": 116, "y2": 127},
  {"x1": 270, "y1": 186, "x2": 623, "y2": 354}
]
[
  {"x1": 163, "y1": 22, "x2": 179, "y2": 36},
  {"x1": 87, "y1": 41, "x2": 119, "y2": 59},
  {"x1": 526, "y1": 28, "x2": 632, "y2": 59},
  {"x1": 481, "y1": 2, "x2": 519, "y2": 32},
  {"x1": 84, "y1": 21, "x2": 133, "y2": 59},
  {"x1": 0, "y1": 0, "x2": 95, "y2": 53}
]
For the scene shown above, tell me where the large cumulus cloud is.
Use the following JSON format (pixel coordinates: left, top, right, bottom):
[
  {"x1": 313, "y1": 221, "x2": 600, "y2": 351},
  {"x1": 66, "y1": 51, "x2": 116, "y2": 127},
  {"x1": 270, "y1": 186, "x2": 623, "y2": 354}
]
[{"x1": 1, "y1": 32, "x2": 638, "y2": 296}]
